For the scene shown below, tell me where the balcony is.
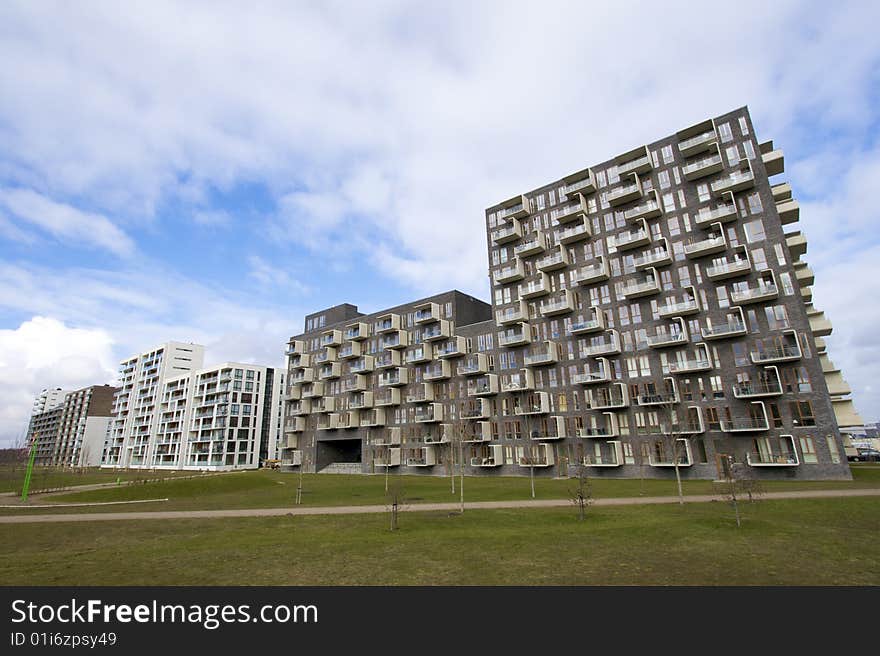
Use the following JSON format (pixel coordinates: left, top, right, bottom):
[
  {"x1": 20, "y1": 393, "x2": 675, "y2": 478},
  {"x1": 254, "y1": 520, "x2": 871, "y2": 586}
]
[
  {"x1": 694, "y1": 201, "x2": 738, "y2": 226},
  {"x1": 286, "y1": 340, "x2": 305, "y2": 356},
  {"x1": 586, "y1": 383, "x2": 628, "y2": 410},
  {"x1": 372, "y1": 447, "x2": 402, "y2": 468},
  {"x1": 720, "y1": 416, "x2": 769, "y2": 432},
  {"x1": 668, "y1": 354, "x2": 712, "y2": 374},
  {"x1": 730, "y1": 280, "x2": 778, "y2": 305},
  {"x1": 381, "y1": 329, "x2": 410, "y2": 349},
  {"x1": 706, "y1": 254, "x2": 752, "y2": 280},
  {"x1": 776, "y1": 199, "x2": 800, "y2": 225},
  {"x1": 646, "y1": 330, "x2": 688, "y2": 349},
  {"x1": 437, "y1": 336, "x2": 467, "y2": 358},
  {"x1": 615, "y1": 146, "x2": 652, "y2": 176},
  {"x1": 570, "y1": 308, "x2": 605, "y2": 335},
  {"x1": 457, "y1": 353, "x2": 489, "y2": 376},
  {"x1": 747, "y1": 452, "x2": 799, "y2": 467},
  {"x1": 622, "y1": 269, "x2": 660, "y2": 298},
  {"x1": 657, "y1": 294, "x2": 700, "y2": 318},
  {"x1": 607, "y1": 179, "x2": 642, "y2": 206},
  {"x1": 537, "y1": 248, "x2": 570, "y2": 272},
  {"x1": 648, "y1": 439, "x2": 693, "y2": 468},
  {"x1": 317, "y1": 414, "x2": 339, "y2": 431},
  {"x1": 493, "y1": 260, "x2": 525, "y2": 284},
  {"x1": 349, "y1": 356, "x2": 374, "y2": 374},
  {"x1": 378, "y1": 368, "x2": 409, "y2": 387},
  {"x1": 405, "y1": 345, "x2": 432, "y2": 365},
  {"x1": 711, "y1": 166, "x2": 755, "y2": 194},
  {"x1": 462, "y1": 422, "x2": 493, "y2": 444},
  {"x1": 562, "y1": 167, "x2": 597, "y2": 197},
  {"x1": 415, "y1": 403, "x2": 444, "y2": 423},
  {"x1": 406, "y1": 446, "x2": 437, "y2": 467},
  {"x1": 633, "y1": 242, "x2": 672, "y2": 270},
  {"x1": 501, "y1": 369, "x2": 534, "y2": 393},
  {"x1": 519, "y1": 274, "x2": 550, "y2": 299},
  {"x1": 678, "y1": 128, "x2": 717, "y2": 157},
  {"x1": 424, "y1": 360, "x2": 452, "y2": 381},
  {"x1": 288, "y1": 353, "x2": 311, "y2": 369},
  {"x1": 573, "y1": 256, "x2": 610, "y2": 285},
  {"x1": 289, "y1": 369, "x2": 315, "y2": 385},
  {"x1": 320, "y1": 329, "x2": 343, "y2": 348},
  {"x1": 519, "y1": 444, "x2": 556, "y2": 468},
  {"x1": 318, "y1": 362, "x2": 341, "y2": 380},
  {"x1": 290, "y1": 400, "x2": 311, "y2": 416},
  {"x1": 406, "y1": 383, "x2": 434, "y2": 403},
  {"x1": 580, "y1": 330, "x2": 621, "y2": 357},
  {"x1": 682, "y1": 152, "x2": 723, "y2": 181},
  {"x1": 312, "y1": 396, "x2": 336, "y2": 413},
  {"x1": 422, "y1": 320, "x2": 452, "y2": 342},
  {"x1": 583, "y1": 441, "x2": 623, "y2": 467},
  {"x1": 637, "y1": 391, "x2": 679, "y2": 406},
  {"x1": 684, "y1": 232, "x2": 726, "y2": 258},
  {"x1": 301, "y1": 382, "x2": 325, "y2": 399},
  {"x1": 623, "y1": 191, "x2": 662, "y2": 221},
  {"x1": 808, "y1": 308, "x2": 832, "y2": 337},
  {"x1": 491, "y1": 222, "x2": 523, "y2": 245},
  {"x1": 549, "y1": 197, "x2": 587, "y2": 225},
  {"x1": 369, "y1": 427, "x2": 401, "y2": 447},
  {"x1": 540, "y1": 290, "x2": 574, "y2": 317},
  {"x1": 529, "y1": 416, "x2": 566, "y2": 441},
  {"x1": 413, "y1": 302, "x2": 440, "y2": 324},
  {"x1": 498, "y1": 325, "x2": 531, "y2": 347},
  {"x1": 344, "y1": 322, "x2": 369, "y2": 341},
  {"x1": 513, "y1": 232, "x2": 547, "y2": 257},
  {"x1": 349, "y1": 392, "x2": 374, "y2": 410},
  {"x1": 338, "y1": 342, "x2": 362, "y2": 360},
  {"x1": 341, "y1": 374, "x2": 368, "y2": 393},
  {"x1": 284, "y1": 416, "x2": 306, "y2": 433},
  {"x1": 762, "y1": 149, "x2": 785, "y2": 176},
  {"x1": 461, "y1": 398, "x2": 491, "y2": 420},
  {"x1": 524, "y1": 341, "x2": 560, "y2": 367},
  {"x1": 572, "y1": 358, "x2": 611, "y2": 385},
  {"x1": 495, "y1": 194, "x2": 530, "y2": 222},
  {"x1": 556, "y1": 220, "x2": 592, "y2": 244},
  {"x1": 577, "y1": 413, "x2": 619, "y2": 439},
  {"x1": 750, "y1": 333, "x2": 801, "y2": 363},
  {"x1": 375, "y1": 350, "x2": 402, "y2": 368},
  {"x1": 360, "y1": 408, "x2": 386, "y2": 428},
  {"x1": 467, "y1": 374, "x2": 499, "y2": 396},
  {"x1": 470, "y1": 444, "x2": 504, "y2": 467},
  {"x1": 614, "y1": 220, "x2": 651, "y2": 250},
  {"x1": 374, "y1": 388, "x2": 401, "y2": 407},
  {"x1": 496, "y1": 301, "x2": 529, "y2": 326},
  {"x1": 374, "y1": 313, "x2": 401, "y2": 333},
  {"x1": 313, "y1": 347, "x2": 337, "y2": 364},
  {"x1": 702, "y1": 318, "x2": 747, "y2": 341},
  {"x1": 515, "y1": 392, "x2": 550, "y2": 415},
  {"x1": 733, "y1": 379, "x2": 783, "y2": 399}
]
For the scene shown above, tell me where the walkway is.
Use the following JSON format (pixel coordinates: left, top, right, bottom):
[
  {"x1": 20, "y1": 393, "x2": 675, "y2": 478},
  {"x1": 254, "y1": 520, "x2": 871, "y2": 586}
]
[{"x1": 1, "y1": 488, "x2": 878, "y2": 524}]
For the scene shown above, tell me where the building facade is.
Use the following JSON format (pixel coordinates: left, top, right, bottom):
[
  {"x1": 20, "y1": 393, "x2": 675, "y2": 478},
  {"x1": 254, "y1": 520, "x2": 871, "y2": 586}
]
[
  {"x1": 31, "y1": 387, "x2": 69, "y2": 415},
  {"x1": 282, "y1": 106, "x2": 860, "y2": 480},
  {"x1": 26, "y1": 385, "x2": 118, "y2": 467}
]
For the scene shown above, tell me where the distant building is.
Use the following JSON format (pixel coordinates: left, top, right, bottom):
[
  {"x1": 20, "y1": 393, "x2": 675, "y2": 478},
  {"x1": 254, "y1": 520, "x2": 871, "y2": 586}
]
[
  {"x1": 26, "y1": 385, "x2": 118, "y2": 467},
  {"x1": 31, "y1": 387, "x2": 70, "y2": 414}
]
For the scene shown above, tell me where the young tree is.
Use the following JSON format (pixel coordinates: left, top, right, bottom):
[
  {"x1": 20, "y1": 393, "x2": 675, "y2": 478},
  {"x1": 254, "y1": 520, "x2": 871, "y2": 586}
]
[
  {"x1": 656, "y1": 398, "x2": 687, "y2": 505},
  {"x1": 569, "y1": 464, "x2": 593, "y2": 521},
  {"x1": 714, "y1": 453, "x2": 742, "y2": 528},
  {"x1": 385, "y1": 477, "x2": 407, "y2": 531}
]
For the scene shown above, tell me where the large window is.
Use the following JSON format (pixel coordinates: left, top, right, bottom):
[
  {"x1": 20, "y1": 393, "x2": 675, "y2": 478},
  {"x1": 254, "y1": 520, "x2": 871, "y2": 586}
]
[
  {"x1": 744, "y1": 219, "x2": 766, "y2": 243},
  {"x1": 789, "y1": 401, "x2": 816, "y2": 427}
]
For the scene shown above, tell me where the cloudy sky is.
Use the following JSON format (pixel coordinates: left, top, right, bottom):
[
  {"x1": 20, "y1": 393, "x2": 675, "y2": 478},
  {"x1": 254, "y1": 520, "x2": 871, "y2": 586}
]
[{"x1": 1, "y1": 0, "x2": 878, "y2": 447}]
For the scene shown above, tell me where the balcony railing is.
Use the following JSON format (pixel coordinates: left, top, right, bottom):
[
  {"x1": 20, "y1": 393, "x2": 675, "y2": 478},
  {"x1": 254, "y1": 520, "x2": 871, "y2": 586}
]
[
  {"x1": 646, "y1": 332, "x2": 687, "y2": 348},
  {"x1": 701, "y1": 321, "x2": 747, "y2": 340},
  {"x1": 562, "y1": 175, "x2": 596, "y2": 197},
  {"x1": 733, "y1": 380, "x2": 783, "y2": 398},
  {"x1": 711, "y1": 169, "x2": 755, "y2": 194},
  {"x1": 607, "y1": 181, "x2": 642, "y2": 206},
  {"x1": 633, "y1": 247, "x2": 671, "y2": 269},
  {"x1": 750, "y1": 344, "x2": 801, "y2": 363},
  {"x1": 678, "y1": 130, "x2": 716, "y2": 155},
  {"x1": 637, "y1": 392, "x2": 678, "y2": 406},
  {"x1": 694, "y1": 203, "x2": 737, "y2": 226},
  {"x1": 706, "y1": 258, "x2": 751, "y2": 280},
  {"x1": 573, "y1": 259, "x2": 609, "y2": 285},
  {"x1": 622, "y1": 276, "x2": 660, "y2": 298},
  {"x1": 614, "y1": 226, "x2": 650, "y2": 250},
  {"x1": 623, "y1": 197, "x2": 661, "y2": 221},
  {"x1": 556, "y1": 221, "x2": 591, "y2": 244},
  {"x1": 720, "y1": 416, "x2": 769, "y2": 432},
  {"x1": 499, "y1": 329, "x2": 530, "y2": 347},
  {"x1": 668, "y1": 357, "x2": 711, "y2": 373},
  {"x1": 491, "y1": 224, "x2": 522, "y2": 244},
  {"x1": 730, "y1": 284, "x2": 778, "y2": 304},
  {"x1": 549, "y1": 200, "x2": 585, "y2": 224},
  {"x1": 657, "y1": 298, "x2": 699, "y2": 317},
  {"x1": 684, "y1": 234, "x2": 726, "y2": 258},
  {"x1": 494, "y1": 262, "x2": 525, "y2": 284},
  {"x1": 682, "y1": 153, "x2": 723, "y2": 180}
]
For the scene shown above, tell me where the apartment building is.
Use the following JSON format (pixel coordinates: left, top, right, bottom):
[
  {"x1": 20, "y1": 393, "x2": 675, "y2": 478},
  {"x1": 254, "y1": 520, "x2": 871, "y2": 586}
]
[
  {"x1": 102, "y1": 341, "x2": 205, "y2": 468},
  {"x1": 26, "y1": 385, "x2": 118, "y2": 467},
  {"x1": 31, "y1": 387, "x2": 69, "y2": 415},
  {"x1": 152, "y1": 362, "x2": 284, "y2": 471},
  {"x1": 283, "y1": 106, "x2": 860, "y2": 480}
]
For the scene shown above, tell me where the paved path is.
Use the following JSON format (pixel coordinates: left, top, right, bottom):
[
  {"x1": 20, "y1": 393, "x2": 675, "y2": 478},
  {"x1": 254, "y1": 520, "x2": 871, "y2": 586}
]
[{"x1": 1, "y1": 488, "x2": 878, "y2": 524}]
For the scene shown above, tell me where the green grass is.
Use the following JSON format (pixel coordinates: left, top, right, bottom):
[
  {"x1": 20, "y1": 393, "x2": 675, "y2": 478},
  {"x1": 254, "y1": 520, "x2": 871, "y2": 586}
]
[
  {"x1": 0, "y1": 464, "x2": 198, "y2": 494},
  {"x1": 4, "y1": 464, "x2": 879, "y2": 515},
  {"x1": 1, "y1": 497, "x2": 878, "y2": 585}
]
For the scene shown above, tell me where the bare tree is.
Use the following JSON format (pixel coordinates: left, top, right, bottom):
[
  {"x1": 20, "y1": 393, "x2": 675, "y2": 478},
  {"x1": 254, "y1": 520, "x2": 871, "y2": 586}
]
[
  {"x1": 385, "y1": 477, "x2": 407, "y2": 531},
  {"x1": 655, "y1": 399, "x2": 687, "y2": 505},
  {"x1": 569, "y1": 464, "x2": 593, "y2": 521},
  {"x1": 445, "y1": 399, "x2": 469, "y2": 514},
  {"x1": 714, "y1": 453, "x2": 741, "y2": 528}
]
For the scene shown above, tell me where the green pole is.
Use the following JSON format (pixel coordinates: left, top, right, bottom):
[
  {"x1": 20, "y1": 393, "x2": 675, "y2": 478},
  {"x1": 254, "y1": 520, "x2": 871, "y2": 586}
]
[{"x1": 21, "y1": 435, "x2": 38, "y2": 502}]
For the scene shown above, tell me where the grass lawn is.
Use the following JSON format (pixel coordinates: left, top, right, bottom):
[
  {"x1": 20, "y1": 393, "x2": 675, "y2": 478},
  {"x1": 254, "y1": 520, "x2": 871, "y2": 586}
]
[
  {"x1": 3, "y1": 464, "x2": 879, "y2": 515},
  {"x1": 1, "y1": 496, "x2": 877, "y2": 585},
  {"x1": 0, "y1": 464, "x2": 203, "y2": 495}
]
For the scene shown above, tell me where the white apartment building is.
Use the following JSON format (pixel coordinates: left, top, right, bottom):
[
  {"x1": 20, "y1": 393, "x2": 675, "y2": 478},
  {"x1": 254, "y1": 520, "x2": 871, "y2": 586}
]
[
  {"x1": 102, "y1": 341, "x2": 205, "y2": 468},
  {"x1": 32, "y1": 387, "x2": 70, "y2": 414}
]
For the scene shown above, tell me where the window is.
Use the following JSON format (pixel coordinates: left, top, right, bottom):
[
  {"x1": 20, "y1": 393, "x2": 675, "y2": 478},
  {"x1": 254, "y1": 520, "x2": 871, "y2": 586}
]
[
  {"x1": 716, "y1": 286, "x2": 729, "y2": 309},
  {"x1": 661, "y1": 145, "x2": 674, "y2": 164},
  {"x1": 667, "y1": 216, "x2": 680, "y2": 237},
  {"x1": 744, "y1": 219, "x2": 766, "y2": 243},
  {"x1": 747, "y1": 192, "x2": 763, "y2": 215},
  {"x1": 799, "y1": 436, "x2": 818, "y2": 464},
  {"x1": 738, "y1": 116, "x2": 750, "y2": 136},
  {"x1": 790, "y1": 401, "x2": 816, "y2": 427},
  {"x1": 717, "y1": 122, "x2": 733, "y2": 143},
  {"x1": 765, "y1": 305, "x2": 790, "y2": 330},
  {"x1": 697, "y1": 183, "x2": 710, "y2": 203},
  {"x1": 826, "y1": 436, "x2": 841, "y2": 464},
  {"x1": 662, "y1": 192, "x2": 675, "y2": 212},
  {"x1": 658, "y1": 170, "x2": 671, "y2": 189},
  {"x1": 725, "y1": 145, "x2": 740, "y2": 167},
  {"x1": 780, "y1": 272, "x2": 795, "y2": 296},
  {"x1": 751, "y1": 248, "x2": 767, "y2": 271},
  {"x1": 743, "y1": 140, "x2": 756, "y2": 160}
]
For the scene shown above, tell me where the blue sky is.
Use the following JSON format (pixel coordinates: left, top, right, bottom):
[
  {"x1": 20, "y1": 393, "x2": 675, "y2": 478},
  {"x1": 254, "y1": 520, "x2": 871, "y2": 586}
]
[{"x1": 1, "y1": 0, "x2": 879, "y2": 447}]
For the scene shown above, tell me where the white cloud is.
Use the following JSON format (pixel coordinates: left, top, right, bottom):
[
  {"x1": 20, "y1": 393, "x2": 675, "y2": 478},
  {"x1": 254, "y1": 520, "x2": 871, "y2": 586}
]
[
  {"x1": 0, "y1": 187, "x2": 134, "y2": 256},
  {"x1": 0, "y1": 317, "x2": 117, "y2": 448}
]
